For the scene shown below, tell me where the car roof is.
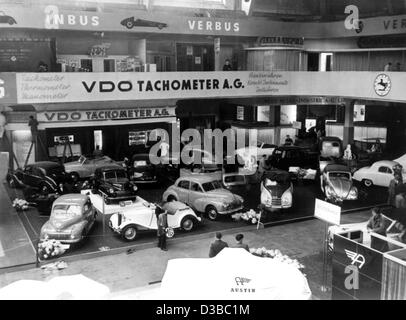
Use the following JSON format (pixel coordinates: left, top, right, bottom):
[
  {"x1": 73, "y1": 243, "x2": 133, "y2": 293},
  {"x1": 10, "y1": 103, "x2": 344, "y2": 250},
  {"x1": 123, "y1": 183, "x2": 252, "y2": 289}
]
[
  {"x1": 53, "y1": 194, "x2": 89, "y2": 206},
  {"x1": 29, "y1": 161, "x2": 63, "y2": 169},
  {"x1": 262, "y1": 169, "x2": 291, "y2": 182},
  {"x1": 176, "y1": 175, "x2": 219, "y2": 184},
  {"x1": 372, "y1": 160, "x2": 399, "y2": 168}
]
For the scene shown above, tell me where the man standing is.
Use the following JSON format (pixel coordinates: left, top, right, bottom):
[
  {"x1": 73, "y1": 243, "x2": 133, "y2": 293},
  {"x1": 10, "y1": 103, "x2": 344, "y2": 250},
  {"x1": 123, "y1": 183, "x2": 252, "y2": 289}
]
[
  {"x1": 209, "y1": 232, "x2": 228, "y2": 257},
  {"x1": 366, "y1": 207, "x2": 388, "y2": 251},
  {"x1": 388, "y1": 165, "x2": 406, "y2": 208},
  {"x1": 284, "y1": 135, "x2": 293, "y2": 146},
  {"x1": 28, "y1": 115, "x2": 39, "y2": 142},
  {"x1": 234, "y1": 234, "x2": 249, "y2": 252},
  {"x1": 223, "y1": 59, "x2": 232, "y2": 71},
  {"x1": 384, "y1": 62, "x2": 392, "y2": 71},
  {"x1": 156, "y1": 204, "x2": 168, "y2": 251}
]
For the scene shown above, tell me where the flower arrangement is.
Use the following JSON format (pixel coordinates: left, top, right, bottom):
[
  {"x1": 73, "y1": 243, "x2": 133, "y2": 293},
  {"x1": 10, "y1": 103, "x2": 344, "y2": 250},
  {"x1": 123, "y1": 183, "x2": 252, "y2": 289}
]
[
  {"x1": 37, "y1": 239, "x2": 69, "y2": 260},
  {"x1": 250, "y1": 247, "x2": 305, "y2": 270},
  {"x1": 12, "y1": 198, "x2": 29, "y2": 211},
  {"x1": 231, "y1": 209, "x2": 261, "y2": 224}
]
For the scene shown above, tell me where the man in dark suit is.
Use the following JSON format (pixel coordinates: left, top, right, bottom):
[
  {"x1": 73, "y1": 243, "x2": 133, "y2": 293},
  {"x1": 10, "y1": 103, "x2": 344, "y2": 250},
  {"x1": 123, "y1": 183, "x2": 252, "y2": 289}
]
[
  {"x1": 234, "y1": 233, "x2": 250, "y2": 252},
  {"x1": 209, "y1": 232, "x2": 228, "y2": 258},
  {"x1": 156, "y1": 204, "x2": 168, "y2": 251}
]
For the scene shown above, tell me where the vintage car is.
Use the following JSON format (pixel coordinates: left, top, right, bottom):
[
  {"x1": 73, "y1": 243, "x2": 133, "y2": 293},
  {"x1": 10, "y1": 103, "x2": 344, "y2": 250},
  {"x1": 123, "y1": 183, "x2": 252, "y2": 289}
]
[
  {"x1": 120, "y1": 17, "x2": 167, "y2": 29},
  {"x1": 321, "y1": 164, "x2": 358, "y2": 204},
  {"x1": 6, "y1": 161, "x2": 67, "y2": 193},
  {"x1": 0, "y1": 11, "x2": 17, "y2": 25},
  {"x1": 353, "y1": 160, "x2": 406, "y2": 187},
  {"x1": 163, "y1": 175, "x2": 244, "y2": 221},
  {"x1": 269, "y1": 146, "x2": 319, "y2": 175},
  {"x1": 64, "y1": 155, "x2": 122, "y2": 180},
  {"x1": 260, "y1": 170, "x2": 293, "y2": 211},
  {"x1": 39, "y1": 194, "x2": 97, "y2": 244},
  {"x1": 109, "y1": 200, "x2": 201, "y2": 241},
  {"x1": 318, "y1": 136, "x2": 344, "y2": 172},
  {"x1": 92, "y1": 166, "x2": 138, "y2": 204},
  {"x1": 235, "y1": 142, "x2": 277, "y2": 171},
  {"x1": 130, "y1": 153, "x2": 158, "y2": 184}
]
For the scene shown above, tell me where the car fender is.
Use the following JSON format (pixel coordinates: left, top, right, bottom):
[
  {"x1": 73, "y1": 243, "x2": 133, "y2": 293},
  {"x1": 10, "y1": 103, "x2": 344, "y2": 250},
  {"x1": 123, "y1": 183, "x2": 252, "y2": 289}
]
[
  {"x1": 196, "y1": 197, "x2": 220, "y2": 212},
  {"x1": 7, "y1": 172, "x2": 23, "y2": 186},
  {"x1": 163, "y1": 188, "x2": 178, "y2": 202}
]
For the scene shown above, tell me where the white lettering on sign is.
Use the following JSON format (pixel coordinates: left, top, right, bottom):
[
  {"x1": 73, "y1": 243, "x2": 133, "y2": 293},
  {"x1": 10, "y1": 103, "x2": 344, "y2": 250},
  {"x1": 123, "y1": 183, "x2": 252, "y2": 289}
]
[
  {"x1": 314, "y1": 198, "x2": 341, "y2": 225},
  {"x1": 344, "y1": 5, "x2": 360, "y2": 30},
  {"x1": 38, "y1": 108, "x2": 175, "y2": 123},
  {"x1": 44, "y1": 5, "x2": 99, "y2": 29},
  {"x1": 188, "y1": 19, "x2": 239, "y2": 32},
  {"x1": 0, "y1": 79, "x2": 4, "y2": 99}
]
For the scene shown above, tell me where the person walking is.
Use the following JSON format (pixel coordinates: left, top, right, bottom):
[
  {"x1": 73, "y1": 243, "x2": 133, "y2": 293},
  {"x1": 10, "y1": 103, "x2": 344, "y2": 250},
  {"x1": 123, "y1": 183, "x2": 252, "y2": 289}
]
[
  {"x1": 234, "y1": 234, "x2": 249, "y2": 252},
  {"x1": 156, "y1": 204, "x2": 168, "y2": 251},
  {"x1": 209, "y1": 232, "x2": 228, "y2": 257}
]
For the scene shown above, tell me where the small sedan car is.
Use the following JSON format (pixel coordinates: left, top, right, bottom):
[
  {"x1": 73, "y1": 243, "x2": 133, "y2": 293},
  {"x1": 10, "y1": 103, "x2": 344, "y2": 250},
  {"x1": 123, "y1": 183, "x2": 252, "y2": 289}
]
[
  {"x1": 92, "y1": 166, "x2": 138, "y2": 204},
  {"x1": 321, "y1": 164, "x2": 358, "y2": 204},
  {"x1": 0, "y1": 11, "x2": 17, "y2": 25},
  {"x1": 163, "y1": 175, "x2": 244, "y2": 221},
  {"x1": 40, "y1": 194, "x2": 97, "y2": 244},
  {"x1": 109, "y1": 200, "x2": 201, "y2": 241},
  {"x1": 353, "y1": 160, "x2": 406, "y2": 188},
  {"x1": 64, "y1": 155, "x2": 122, "y2": 180},
  {"x1": 6, "y1": 161, "x2": 67, "y2": 193},
  {"x1": 121, "y1": 17, "x2": 167, "y2": 29},
  {"x1": 260, "y1": 169, "x2": 293, "y2": 211},
  {"x1": 130, "y1": 153, "x2": 158, "y2": 184}
]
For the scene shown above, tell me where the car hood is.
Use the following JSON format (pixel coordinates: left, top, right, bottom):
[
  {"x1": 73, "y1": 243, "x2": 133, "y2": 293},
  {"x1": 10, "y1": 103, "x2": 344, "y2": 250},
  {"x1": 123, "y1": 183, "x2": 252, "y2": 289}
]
[
  {"x1": 264, "y1": 183, "x2": 290, "y2": 197},
  {"x1": 327, "y1": 178, "x2": 352, "y2": 196},
  {"x1": 48, "y1": 216, "x2": 82, "y2": 231},
  {"x1": 63, "y1": 162, "x2": 82, "y2": 170}
]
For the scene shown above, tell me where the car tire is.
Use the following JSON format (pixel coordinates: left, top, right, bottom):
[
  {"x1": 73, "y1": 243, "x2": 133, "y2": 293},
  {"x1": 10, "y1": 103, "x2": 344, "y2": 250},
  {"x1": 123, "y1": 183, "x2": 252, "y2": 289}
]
[
  {"x1": 126, "y1": 21, "x2": 134, "y2": 29},
  {"x1": 206, "y1": 205, "x2": 218, "y2": 221},
  {"x1": 8, "y1": 19, "x2": 14, "y2": 25},
  {"x1": 181, "y1": 216, "x2": 195, "y2": 232},
  {"x1": 122, "y1": 225, "x2": 137, "y2": 241},
  {"x1": 167, "y1": 195, "x2": 177, "y2": 202},
  {"x1": 70, "y1": 172, "x2": 80, "y2": 182},
  {"x1": 363, "y1": 179, "x2": 373, "y2": 187}
]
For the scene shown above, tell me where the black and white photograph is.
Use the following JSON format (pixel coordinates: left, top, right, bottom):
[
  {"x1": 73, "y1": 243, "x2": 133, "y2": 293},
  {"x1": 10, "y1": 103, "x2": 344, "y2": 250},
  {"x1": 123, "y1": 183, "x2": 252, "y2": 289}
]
[{"x1": 0, "y1": 0, "x2": 406, "y2": 305}]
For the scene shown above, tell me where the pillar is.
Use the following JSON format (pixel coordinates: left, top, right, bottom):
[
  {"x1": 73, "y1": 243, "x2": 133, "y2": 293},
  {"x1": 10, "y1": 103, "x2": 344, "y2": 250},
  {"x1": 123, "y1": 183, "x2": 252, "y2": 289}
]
[{"x1": 343, "y1": 100, "x2": 355, "y2": 146}]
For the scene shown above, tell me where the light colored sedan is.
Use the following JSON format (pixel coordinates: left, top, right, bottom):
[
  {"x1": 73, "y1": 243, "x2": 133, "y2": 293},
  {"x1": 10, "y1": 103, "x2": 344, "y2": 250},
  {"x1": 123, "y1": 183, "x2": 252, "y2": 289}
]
[
  {"x1": 163, "y1": 175, "x2": 244, "y2": 221},
  {"x1": 64, "y1": 155, "x2": 122, "y2": 179},
  {"x1": 353, "y1": 160, "x2": 406, "y2": 187}
]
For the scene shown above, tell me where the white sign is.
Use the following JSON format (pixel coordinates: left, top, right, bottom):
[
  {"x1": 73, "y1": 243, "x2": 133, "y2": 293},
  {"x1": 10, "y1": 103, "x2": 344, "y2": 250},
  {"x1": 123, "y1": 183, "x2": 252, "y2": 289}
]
[
  {"x1": 236, "y1": 106, "x2": 244, "y2": 120},
  {"x1": 314, "y1": 198, "x2": 341, "y2": 225}
]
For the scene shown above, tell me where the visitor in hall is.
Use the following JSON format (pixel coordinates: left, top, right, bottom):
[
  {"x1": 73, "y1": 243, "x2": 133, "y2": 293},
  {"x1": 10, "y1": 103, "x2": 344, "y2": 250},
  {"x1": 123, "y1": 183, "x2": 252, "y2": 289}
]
[
  {"x1": 223, "y1": 59, "x2": 233, "y2": 71},
  {"x1": 384, "y1": 62, "x2": 392, "y2": 71},
  {"x1": 93, "y1": 145, "x2": 103, "y2": 157},
  {"x1": 209, "y1": 232, "x2": 228, "y2": 257},
  {"x1": 234, "y1": 234, "x2": 249, "y2": 252},
  {"x1": 284, "y1": 135, "x2": 293, "y2": 145}
]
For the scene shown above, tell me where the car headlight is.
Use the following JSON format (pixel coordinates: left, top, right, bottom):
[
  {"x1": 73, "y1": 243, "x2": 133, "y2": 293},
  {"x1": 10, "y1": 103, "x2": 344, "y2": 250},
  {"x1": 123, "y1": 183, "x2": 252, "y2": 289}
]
[
  {"x1": 349, "y1": 187, "x2": 358, "y2": 199},
  {"x1": 281, "y1": 190, "x2": 292, "y2": 206},
  {"x1": 109, "y1": 188, "x2": 115, "y2": 194},
  {"x1": 261, "y1": 190, "x2": 272, "y2": 206},
  {"x1": 132, "y1": 185, "x2": 138, "y2": 191}
]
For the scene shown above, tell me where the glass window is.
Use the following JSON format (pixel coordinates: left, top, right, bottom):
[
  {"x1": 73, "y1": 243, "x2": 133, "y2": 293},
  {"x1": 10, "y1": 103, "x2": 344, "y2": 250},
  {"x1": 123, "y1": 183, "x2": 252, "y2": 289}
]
[
  {"x1": 104, "y1": 171, "x2": 116, "y2": 180},
  {"x1": 378, "y1": 166, "x2": 390, "y2": 173},
  {"x1": 202, "y1": 180, "x2": 222, "y2": 192},
  {"x1": 178, "y1": 180, "x2": 190, "y2": 189},
  {"x1": 52, "y1": 205, "x2": 82, "y2": 219},
  {"x1": 190, "y1": 182, "x2": 203, "y2": 192}
]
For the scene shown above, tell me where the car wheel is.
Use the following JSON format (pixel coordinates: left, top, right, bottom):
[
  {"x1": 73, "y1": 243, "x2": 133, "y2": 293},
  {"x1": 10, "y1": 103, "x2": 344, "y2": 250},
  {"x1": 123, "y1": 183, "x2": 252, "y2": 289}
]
[
  {"x1": 8, "y1": 19, "x2": 14, "y2": 25},
  {"x1": 122, "y1": 225, "x2": 137, "y2": 241},
  {"x1": 181, "y1": 216, "x2": 195, "y2": 232},
  {"x1": 206, "y1": 206, "x2": 218, "y2": 221},
  {"x1": 70, "y1": 172, "x2": 80, "y2": 182},
  {"x1": 363, "y1": 179, "x2": 373, "y2": 187},
  {"x1": 126, "y1": 21, "x2": 134, "y2": 29},
  {"x1": 167, "y1": 195, "x2": 177, "y2": 202}
]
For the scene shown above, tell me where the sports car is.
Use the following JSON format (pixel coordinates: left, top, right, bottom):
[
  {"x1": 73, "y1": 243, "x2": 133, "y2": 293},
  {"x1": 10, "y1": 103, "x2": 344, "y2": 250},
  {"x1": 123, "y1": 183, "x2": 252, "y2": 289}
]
[{"x1": 121, "y1": 17, "x2": 167, "y2": 29}]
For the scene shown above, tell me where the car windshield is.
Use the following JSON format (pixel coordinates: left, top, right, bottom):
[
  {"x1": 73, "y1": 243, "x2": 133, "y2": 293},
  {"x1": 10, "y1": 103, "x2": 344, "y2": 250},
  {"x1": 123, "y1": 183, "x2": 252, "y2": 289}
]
[
  {"x1": 52, "y1": 204, "x2": 81, "y2": 219},
  {"x1": 78, "y1": 155, "x2": 86, "y2": 164},
  {"x1": 104, "y1": 170, "x2": 126, "y2": 180},
  {"x1": 202, "y1": 180, "x2": 222, "y2": 192},
  {"x1": 329, "y1": 172, "x2": 351, "y2": 180}
]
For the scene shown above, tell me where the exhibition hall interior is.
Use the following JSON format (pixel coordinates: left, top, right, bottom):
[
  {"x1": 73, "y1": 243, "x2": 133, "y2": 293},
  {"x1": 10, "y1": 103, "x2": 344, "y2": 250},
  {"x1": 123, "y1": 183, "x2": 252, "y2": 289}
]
[{"x1": 0, "y1": 0, "x2": 406, "y2": 301}]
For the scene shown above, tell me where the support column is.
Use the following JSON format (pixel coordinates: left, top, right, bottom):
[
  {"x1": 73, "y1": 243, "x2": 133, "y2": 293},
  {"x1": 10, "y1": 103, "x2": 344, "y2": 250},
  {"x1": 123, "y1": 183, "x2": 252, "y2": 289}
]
[{"x1": 343, "y1": 100, "x2": 355, "y2": 146}]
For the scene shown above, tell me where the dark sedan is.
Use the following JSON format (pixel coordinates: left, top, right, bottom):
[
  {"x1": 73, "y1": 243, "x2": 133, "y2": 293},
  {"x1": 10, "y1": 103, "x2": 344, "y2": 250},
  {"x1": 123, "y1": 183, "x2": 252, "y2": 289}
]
[
  {"x1": 7, "y1": 161, "x2": 67, "y2": 193},
  {"x1": 92, "y1": 166, "x2": 138, "y2": 204},
  {"x1": 120, "y1": 17, "x2": 167, "y2": 29},
  {"x1": 130, "y1": 153, "x2": 158, "y2": 185}
]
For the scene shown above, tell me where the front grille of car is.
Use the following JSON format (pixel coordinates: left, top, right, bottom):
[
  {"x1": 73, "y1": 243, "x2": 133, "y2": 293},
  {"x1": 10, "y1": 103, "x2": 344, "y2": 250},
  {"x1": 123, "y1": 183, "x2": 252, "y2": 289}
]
[{"x1": 271, "y1": 197, "x2": 282, "y2": 206}]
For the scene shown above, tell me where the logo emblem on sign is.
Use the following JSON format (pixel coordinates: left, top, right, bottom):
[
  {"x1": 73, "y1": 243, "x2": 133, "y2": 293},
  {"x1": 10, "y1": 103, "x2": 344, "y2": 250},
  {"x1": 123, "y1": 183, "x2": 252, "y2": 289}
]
[
  {"x1": 235, "y1": 277, "x2": 251, "y2": 286},
  {"x1": 374, "y1": 74, "x2": 391, "y2": 96},
  {"x1": 345, "y1": 249, "x2": 365, "y2": 269}
]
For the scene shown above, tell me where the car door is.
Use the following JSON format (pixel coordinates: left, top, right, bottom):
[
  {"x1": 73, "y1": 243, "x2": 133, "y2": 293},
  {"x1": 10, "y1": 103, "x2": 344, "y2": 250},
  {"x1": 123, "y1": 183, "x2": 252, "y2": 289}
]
[
  {"x1": 189, "y1": 182, "x2": 205, "y2": 210},
  {"x1": 375, "y1": 166, "x2": 393, "y2": 187},
  {"x1": 175, "y1": 180, "x2": 191, "y2": 203}
]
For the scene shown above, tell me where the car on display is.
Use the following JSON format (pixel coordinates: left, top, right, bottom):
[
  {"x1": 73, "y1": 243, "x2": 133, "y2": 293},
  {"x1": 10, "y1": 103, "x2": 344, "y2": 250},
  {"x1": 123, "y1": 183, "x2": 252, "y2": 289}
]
[
  {"x1": 6, "y1": 161, "x2": 67, "y2": 193},
  {"x1": 109, "y1": 200, "x2": 201, "y2": 241},
  {"x1": 39, "y1": 194, "x2": 97, "y2": 244},
  {"x1": 352, "y1": 160, "x2": 406, "y2": 187},
  {"x1": 318, "y1": 136, "x2": 344, "y2": 172},
  {"x1": 0, "y1": 11, "x2": 17, "y2": 25},
  {"x1": 321, "y1": 164, "x2": 358, "y2": 204},
  {"x1": 235, "y1": 142, "x2": 277, "y2": 170},
  {"x1": 260, "y1": 169, "x2": 293, "y2": 211},
  {"x1": 120, "y1": 17, "x2": 168, "y2": 29},
  {"x1": 269, "y1": 146, "x2": 319, "y2": 174},
  {"x1": 130, "y1": 153, "x2": 158, "y2": 184},
  {"x1": 64, "y1": 155, "x2": 122, "y2": 180},
  {"x1": 92, "y1": 166, "x2": 138, "y2": 204},
  {"x1": 163, "y1": 175, "x2": 244, "y2": 221}
]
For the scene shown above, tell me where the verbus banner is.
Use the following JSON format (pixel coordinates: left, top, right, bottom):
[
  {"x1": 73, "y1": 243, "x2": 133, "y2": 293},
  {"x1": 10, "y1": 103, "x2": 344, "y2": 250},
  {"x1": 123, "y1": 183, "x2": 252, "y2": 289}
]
[{"x1": 10, "y1": 71, "x2": 406, "y2": 104}]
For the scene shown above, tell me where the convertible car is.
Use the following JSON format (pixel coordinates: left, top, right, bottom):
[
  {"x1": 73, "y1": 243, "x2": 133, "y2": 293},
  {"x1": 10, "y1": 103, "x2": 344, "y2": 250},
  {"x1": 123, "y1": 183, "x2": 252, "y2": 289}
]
[
  {"x1": 0, "y1": 11, "x2": 17, "y2": 25},
  {"x1": 163, "y1": 175, "x2": 244, "y2": 221},
  {"x1": 109, "y1": 200, "x2": 201, "y2": 241},
  {"x1": 92, "y1": 166, "x2": 138, "y2": 204},
  {"x1": 321, "y1": 164, "x2": 358, "y2": 204},
  {"x1": 6, "y1": 161, "x2": 67, "y2": 193},
  {"x1": 121, "y1": 17, "x2": 167, "y2": 29},
  {"x1": 260, "y1": 169, "x2": 293, "y2": 211},
  {"x1": 64, "y1": 155, "x2": 122, "y2": 180},
  {"x1": 353, "y1": 160, "x2": 406, "y2": 187},
  {"x1": 40, "y1": 194, "x2": 97, "y2": 244}
]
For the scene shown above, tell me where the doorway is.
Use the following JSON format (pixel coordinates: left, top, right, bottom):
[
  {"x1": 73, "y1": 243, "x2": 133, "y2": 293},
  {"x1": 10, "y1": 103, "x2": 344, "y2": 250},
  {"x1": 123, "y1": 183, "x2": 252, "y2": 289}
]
[{"x1": 307, "y1": 53, "x2": 320, "y2": 71}]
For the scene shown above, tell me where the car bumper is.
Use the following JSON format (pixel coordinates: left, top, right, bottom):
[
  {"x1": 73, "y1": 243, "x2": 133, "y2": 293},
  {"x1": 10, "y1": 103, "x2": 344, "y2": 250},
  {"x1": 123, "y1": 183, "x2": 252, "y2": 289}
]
[
  {"x1": 217, "y1": 204, "x2": 244, "y2": 215},
  {"x1": 40, "y1": 234, "x2": 82, "y2": 244},
  {"x1": 263, "y1": 204, "x2": 292, "y2": 210}
]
